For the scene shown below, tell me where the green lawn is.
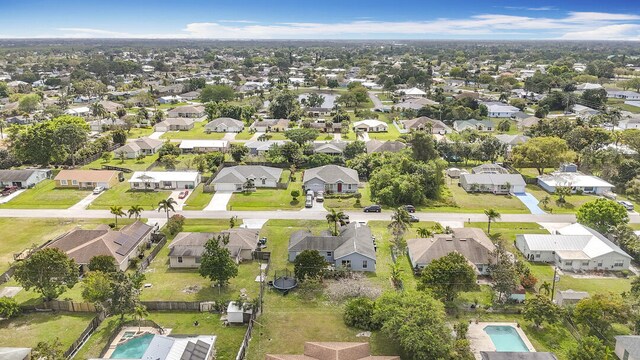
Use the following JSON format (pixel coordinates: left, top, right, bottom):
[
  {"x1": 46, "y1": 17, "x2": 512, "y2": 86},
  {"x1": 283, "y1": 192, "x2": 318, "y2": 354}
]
[
  {"x1": 234, "y1": 128, "x2": 254, "y2": 140},
  {"x1": 489, "y1": 118, "x2": 522, "y2": 135},
  {"x1": 528, "y1": 262, "x2": 632, "y2": 295},
  {"x1": 182, "y1": 184, "x2": 214, "y2": 210},
  {"x1": 423, "y1": 180, "x2": 530, "y2": 214},
  {"x1": 160, "y1": 122, "x2": 226, "y2": 140},
  {"x1": 322, "y1": 184, "x2": 373, "y2": 210},
  {"x1": 83, "y1": 153, "x2": 159, "y2": 172},
  {"x1": 0, "y1": 180, "x2": 91, "y2": 209},
  {"x1": 88, "y1": 180, "x2": 170, "y2": 210},
  {"x1": 227, "y1": 171, "x2": 303, "y2": 211},
  {"x1": 0, "y1": 312, "x2": 94, "y2": 350},
  {"x1": 366, "y1": 125, "x2": 401, "y2": 141},
  {"x1": 124, "y1": 127, "x2": 154, "y2": 139},
  {"x1": 526, "y1": 184, "x2": 599, "y2": 213}
]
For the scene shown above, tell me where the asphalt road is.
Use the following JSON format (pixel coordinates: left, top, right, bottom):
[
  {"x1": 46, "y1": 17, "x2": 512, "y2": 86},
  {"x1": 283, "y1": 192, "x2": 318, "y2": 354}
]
[{"x1": 368, "y1": 91, "x2": 384, "y2": 109}]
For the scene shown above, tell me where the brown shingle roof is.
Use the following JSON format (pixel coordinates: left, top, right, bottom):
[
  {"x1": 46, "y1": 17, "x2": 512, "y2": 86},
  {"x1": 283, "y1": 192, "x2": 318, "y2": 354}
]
[{"x1": 54, "y1": 170, "x2": 119, "y2": 183}]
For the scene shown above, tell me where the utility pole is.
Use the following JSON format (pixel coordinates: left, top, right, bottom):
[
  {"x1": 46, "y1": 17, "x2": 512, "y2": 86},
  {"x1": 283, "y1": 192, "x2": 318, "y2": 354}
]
[{"x1": 550, "y1": 267, "x2": 559, "y2": 301}]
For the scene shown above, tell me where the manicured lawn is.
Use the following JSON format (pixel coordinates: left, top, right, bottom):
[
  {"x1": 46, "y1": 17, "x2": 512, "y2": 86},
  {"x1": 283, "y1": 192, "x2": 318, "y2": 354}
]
[
  {"x1": 227, "y1": 171, "x2": 303, "y2": 211},
  {"x1": 322, "y1": 184, "x2": 373, "y2": 210},
  {"x1": 0, "y1": 180, "x2": 91, "y2": 209},
  {"x1": 0, "y1": 312, "x2": 94, "y2": 350},
  {"x1": 83, "y1": 153, "x2": 158, "y2": 171},
  {"x1": 489, "y1": 118, "x2": 522, "y2": 135},
  {"x1": 424, "y1": 180, "x2": 530, "y2": 214},
  {"x1": 234, "y1": 128, "x2": 254, "y2": 140},
  {"x1": 366, "y1": 117, "x2": 401, "y2": 141},
  {"x1": 526, "y1": 184, "x2": 599, "y2": 213},
  {"x1": 182, "y1": 184, "x2": 214, "y2": 210},
  {"x1": 528, "y1": 262, "x2": 632, "y2": 295},
  {"x1": 124, "y1": 127, "x2": 154, "y2": 139},
  {"x1": 467, "y1": 222, "x2": 548, "y2": 255},
  {"x1": 160, "y1": 122, "x2": 227, "y2": 140},
  {"x1": 88, "y1": 180, "x2": 170, "y2": 210}
]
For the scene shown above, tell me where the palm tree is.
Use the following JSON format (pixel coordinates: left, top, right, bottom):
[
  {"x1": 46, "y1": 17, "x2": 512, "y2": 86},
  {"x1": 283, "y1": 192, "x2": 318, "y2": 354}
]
[
  {"x1": 540, "y1": 196, "x2": 550, "y2": 209},
  {"x1": 498, "y1": 93, "x2": 509, "y2": 102},
  {"x1": 127, "y1": 205, "x2": 144, "y2": 220},
  {"x1": 607, "y1": 108, "x2": 622, "y2": 131},
  {"x1": 91, "y1": 102, "x2": 107, "y2": 118},
  {"x1": 243, "y1": 178, "x2": 255, "y2": 193},
  {"x1": 484, "y1": 208, "x2": 501, "y2": 234},
  {"x1": 134, "y1": 305, "x2": 149, "y2": 331},
  {"x1": 158, "y1": 198, "x2": 178, "y2": 220},
  {"x1": 539, "y1": 281, "x2": 552, "y2": 297},
  {"x1": 110, "y1": 205, "x2": 125, "y2": 228},
  {"x1": 326, "y1": 208, "x2": 344, "y2": 236},
  {"x1": 390, "y1": 262, "x2": 403, "y2": 289},
  {"x1": 388, "y1": 208, "x2": 412, "y2": 252},
  {"x1": 416, "y1": 227, "x2": 433, "y2": 238}
]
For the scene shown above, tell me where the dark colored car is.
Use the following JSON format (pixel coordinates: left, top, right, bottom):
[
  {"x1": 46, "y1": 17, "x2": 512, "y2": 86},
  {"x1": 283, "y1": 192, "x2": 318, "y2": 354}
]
[
  {"x1": 403, "y1": 205, "x2": 416, "y2": 213},
  {"x1": 1, "y1": 186, "x2": 18, "y2": 196},
  {"x1": 363, "y1": 204, "x2": 382, "y2": 213},
  {"x1": 409, "y1": 214, "x2": 419, "y2": 223},
  {"x1": 339, "y1": 213, "x2": 350, "y2": 225}
]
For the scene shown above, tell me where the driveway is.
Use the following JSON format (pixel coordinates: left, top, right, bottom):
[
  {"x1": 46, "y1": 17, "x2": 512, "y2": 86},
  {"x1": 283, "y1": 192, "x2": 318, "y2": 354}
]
[
  {"x1": 358, "y1": 132, "x2": 370, "y2": 141},
  {"x1": 169, "y1": 190, "x2": 191, "y2": 211},
  {"x1": 514, "y1": 192, "x2": 546, "y2": 215},
  {"x1": 223, "y1": 132, "x2": 237, "y2": 141},
  {"x1": 69, "y1": 191, "x2": 104, "y2": 210},
  {"x1": 368, "y1": 91, "x2": 384, "y2": 109},
  {"x1": 0, "y1": 189, "x2": 25, "y2": 204},
  {"x1": 241, "y1": 219, "x2": 268, "y2": 229},
  {"x1": 204, "y1": 191, "x2": 234, "y2": 211},
  {"x1": 249, "y1": 132, "x2": 265, "y2": 141},
  {"x1": 148, "y1": 131, "x2": 165, "y2": 139},
  {"x1": 302, "y1": 198, "x2": 326, "y2": 212}
]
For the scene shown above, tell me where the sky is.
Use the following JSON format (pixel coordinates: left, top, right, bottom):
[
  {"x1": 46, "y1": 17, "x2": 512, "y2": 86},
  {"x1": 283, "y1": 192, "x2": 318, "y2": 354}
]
[{"x1": 0, "y1": 0, "x2": 640, "y2": 40}]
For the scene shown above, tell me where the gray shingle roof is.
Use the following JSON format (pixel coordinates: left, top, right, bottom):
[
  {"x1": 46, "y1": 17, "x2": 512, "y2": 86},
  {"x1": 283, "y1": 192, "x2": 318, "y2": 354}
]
[
  {"x1": 289, "y1": 223, "x2": 376, "y2": 261},
  {"x1": 303, "y1": 165, "x2": 359, "y2": 185},
  {"x1": 0, "y1": 169, "x2": 39, "y2": 182},
  {"x1": 213, "y1": 165, "x2": 283, "y2": 185}
]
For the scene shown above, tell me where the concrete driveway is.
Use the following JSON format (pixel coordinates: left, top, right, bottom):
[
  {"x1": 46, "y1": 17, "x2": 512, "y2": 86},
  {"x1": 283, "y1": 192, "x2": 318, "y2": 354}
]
[
  {"x1": 69, "y1": 191, "x2": 104, "y2": 210},
  {"x1": 148, "y1": 131, "x2": 165, "y2": 139},
  {"x1": 514, "y1": 192, "x2": 545, "y2": 215},
  {"x1": 0, "y1": 189, "x2": 26, "y2": 204},
  {"x1": 204, "y1": 191, "x2": 234, "y2": 211},
  {"x1": 223, "y1": 132, "x2": 237, "y2": 141},
  {"x1": 169, "y1": 190, "x2": 192, "y2": 211}
]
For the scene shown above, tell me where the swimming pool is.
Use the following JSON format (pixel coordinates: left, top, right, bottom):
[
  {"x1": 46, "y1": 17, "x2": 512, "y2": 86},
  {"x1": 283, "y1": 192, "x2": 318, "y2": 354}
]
[
  {"x1": 110, "y1": 333, "x2": 154, "y2": 359},
  {"x1": 484, "y1": 325, "x2": 529, "y2": 352}
]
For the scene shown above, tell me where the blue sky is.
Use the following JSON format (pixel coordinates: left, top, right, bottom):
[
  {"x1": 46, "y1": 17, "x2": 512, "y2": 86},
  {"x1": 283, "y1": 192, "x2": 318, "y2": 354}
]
[{"x1": 1, "y1": 0, "x2": 639, "y2": 40}]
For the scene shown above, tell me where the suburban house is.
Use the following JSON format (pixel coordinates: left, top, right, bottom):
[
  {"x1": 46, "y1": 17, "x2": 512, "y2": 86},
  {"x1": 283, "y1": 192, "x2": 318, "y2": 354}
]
[
  {"x1": 244, "y1": 140, "x2": 288, "y2": 156},
  {"x1": 54, "y1": 170, "x2": 121, "y2": 189},
  {"x1": 211, "y1": 165, "x2": 283, "y2": 191},
  {"x1": 460, "y1": 172, "x2": 526, "y2": 194},
  {"x1": 250, "y1": 119, "x2": 291, "y2": 133},
  {"x1": 0, "y1": 169, "x2": 50, "y2": 188},
  {"x1": 472, "y1": 163, "x2": 509, "y2": 174},
  {"x1": 179, "y1": 90, "x2": 201, "y2": 101},
  {"x1": 515, "y1": 223, "x2": 632, "y2": 271},
  {"x1": 46, "y1": 221, "x2": 154, "y2": 271},
  {"x1": 303, "y1": 165, "x2": 359, "y2": 194},
  {"x1": 205, "y1": 117, "x2": 244, "y2": 133},
  {"x1": 309, "y1": 119, "x2": 343, "y2": 133},
  {"x1": 607, "y1": 90, "x2": 640, "y2": 100},
  {"x1": 313, "y1": 140, "x2": 348, "y2": 155},
  {"x1": 398, "y1": 87, "x2": 426, "y2": 97},
  {"x1": 406, "y1": 227, "x2": 496, "y2": 275},
  {"x1": 288, "y1": 222, "x2": 376, "y2": 272},
  {"x1": 88, "y1": 118, "x2": 126, "y2": 132},
  {"x1": 537, "y1": 164, "x2": 614, "y2": 195},
  {"x1": 179, "y1": 140, "x2": 229, "y2": 153},
  {"x1": 129, "y1": 171, "x2": 201, "y2": 190},
  {"x1": 366, "y1": 140, "x2": 407, "y2": 153},
  {"x1": 556, "y1": 290, "x2": 589, "y2": 307},
  {"x1": 154, "y1": 118, "x2": 195, "y2": 132},
  {"x1": 518, "y1": 116, "x2": 541, "y2": 129},
  {"x1": 495, "y1": 134, "x2": 530, "y2": 156},
  {"x1": 65, "y1": 106, "x2": 91, "y2": 117},
  {"x1": 166, "y1": 105, "x2": 206, "y2": 119},
  {"x1": 266, "y1": 342, "x2": 399, "y2": 360},
  {"x1": 615, "y1": 336, "x2": 640, "y2": 360},
  {"x1": 114, "y1": 137, "x2": 163, "y2": 159},
  {"x1": 483, "y1": 102, "x2": 520, "y2": 118},
  {"x1": 401, "y1": 116, "x2": 452, "y2": 134},
  {"x1": 352, "y1": 119, "x2": 388, "y2": 132},
  {"x1": 621, "y1": 118, "x2": 640, "y2": 130},
  {"x1": 94, "y1": 334, "x2": 216, "y2": 360},
  {"x1": 158, "y1": 95, "x2": 183, "y2": 104},
  {"x1": 395, "y1": 97, "x2": 439, "y2": 110},
  {"x1": 453, "y1": 119, "x2": 494, "y2": 132},
  {"x1": 168, "y1": 228, "x2": 260, "y2": 266},
  {"x1": 97, "y1": 100, "x2": 124, "y2": 114},
  {"x1": 573, "y1": 104, "x2": 600, "y2": 118}
]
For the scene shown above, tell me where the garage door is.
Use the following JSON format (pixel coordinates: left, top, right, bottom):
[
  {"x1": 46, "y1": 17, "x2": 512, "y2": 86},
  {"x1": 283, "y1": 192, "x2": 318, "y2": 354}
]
[{"x1": 215, "y1": 183, "x2": 237, "y2": 192}]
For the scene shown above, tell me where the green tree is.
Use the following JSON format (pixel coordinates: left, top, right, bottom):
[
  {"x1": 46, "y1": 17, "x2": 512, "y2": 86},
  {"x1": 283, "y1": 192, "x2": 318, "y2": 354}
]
[
  {"x1": 576, "y1": 198, "x2": 629, "y2": 234},
  {"x1": 284, "y1": 128, "x2": 319, "y2": 145},
  {"x1": 343, "y1": 297, "x2": 380, "y2": 331},
  {"x1": 157, "y1": 198, "x2": 178, "y2": 220},
  {"x1": 88, "y1": 255, "x2": 118, "y2": 273},
  {"x1": 484, "y1": 208, "x2": 501, "y2": 234},
  {"x1": 199, "y1": 233, "x2": 239, "y2": 288},
  {"x1": 112, "y1": 129, "x2": 127, "y2": 145},
  {"x1": 110, "y1": 205, "x2": 125, "y2": 228},
  {"x1": 18, "y1": 93, "x2": 41, "y2": 113},
  {"x1": 290, "y1": 189, "x2": 300, "y2": 202},
  {"x1": 497, "y1": 119, "x2": 511, "y2": 132},
  {"x1": 269, "y1": 90, "x2": 301, "y2": 120},
  {"x1": 14, "y1": 248, "x2": 79, "y2": 300},
  {"x1": 127, "y1": 205, "x2": 144, "y2": 220},
  {"x1": 344, "y1": 140, "x2": 366, "y2": 160},
  {"x1": 566, "y1": 336, "x2": 613, "y2": 360},
  {"x1": 200, "y1": 85, "x2": 235, "y2": 102},
  {"x1": 574, "y1": 292, "x2": 630, "y2": 337},
  {"x1": 32, "y1": 338, "x2": 65, "y2": 360},
  {"x1": 488, "y1": 246, "x2": 518, "y2": 302},
  {"x1": 101, "y1": 151, "x2": 113, "y2": 163},
  {"x1": 388, "y1": 207, "x2": 412, "y2": 252},
  {"x1": 326, "y1": 208, "x2": 345, "y2": 236},
  {"x1": 110, "y1": 271, "x2": 145, "y2": 320},
  {"x1": 408, "y1": 131, "x2": 437, "y2": 162},
  {"x1": 418, "y1": 252, "x2": 477, "y2": 302},
  {"x1": 511, "y1": 136, "x2": 575, "y2": 175},
  {"x1": 81, "y1": 271, "x2": 113, "y2": 310},
  {"x1": 294, "y1": 249, "x2": 327, "y2": 281},
  {"x1": 229, "y1": 144, "x2": 248, "y2": 162},
  {"x1": 0, "y1": 297, "x2": 21, "y2": 319},
  {"x1": 91, "y1": 102, "x2": 107, "y2": 118},
  {"x1": 523, "y1": 295, "x2": 561, "y2": 328}
]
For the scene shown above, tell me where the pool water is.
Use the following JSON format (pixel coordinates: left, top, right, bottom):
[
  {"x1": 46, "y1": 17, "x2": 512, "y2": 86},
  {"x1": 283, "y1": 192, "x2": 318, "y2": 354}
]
[
  {"x1": 484, "y1": 325, "x2": 529, "y2": 352},
  {"x1": 111, "y1": 333, "x2": 154, "y2": 359}
]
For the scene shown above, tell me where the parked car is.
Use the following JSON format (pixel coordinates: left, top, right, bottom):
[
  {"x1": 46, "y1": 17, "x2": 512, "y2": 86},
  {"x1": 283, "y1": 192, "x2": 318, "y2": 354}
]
[
  {"x1": 363, "y1": 204, "x2": 382, "y2": 213},
  {"x1": 402, "y1": 205, "x2": 416, "y2": 213},
  {"x1": 92, "y1": 186, "x2": 105, "y2": 195},
  {"x1": 305, "y1": 196, "x2": 313, "y2": 208},
  {"x1": 306, "y1": 190, "x2": 314, "y2": 199},
  {"x1": 1, "y1": 186, "x2": 18, "y2": 196},
  {"x1": 618, "y1": 200, "x2": 635, "y2": 211},
  {"x1": 409, "y1": 214, "x2": 419, "y2": 223},
  {"x1": 339, "y1": 213, "x2": 350, "y2": 225},
  {"x1": 178, "y1": 190, "x2": 189, "y2": 199},
  {"x1": 316, "y1": 191, "x2": 324, "y2": 203}
]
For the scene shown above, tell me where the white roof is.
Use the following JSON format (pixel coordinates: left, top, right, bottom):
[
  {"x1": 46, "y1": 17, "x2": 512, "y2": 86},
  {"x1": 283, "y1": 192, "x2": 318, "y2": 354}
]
[
  {"x1": 402, "y1": 87, "x2": 426, "y2": 95},
  {"x1": 129, "y1": 171, "x2": 200, "y2": 183},
  {"x1": 538, "y1": 172, "x2": 613, "y2": 188},
  {"x1": 65, "y1": 106, "x2": 90, "y2": 115},
  {"x1": 484, "y1": 102, "x2": 519, "y2": 113},
  {"x1": 353, "y1": 119, "x2": 387, "y2": 127},
  {"x1": 179, "y1": 140, "x2": 228, "y2": 149}
]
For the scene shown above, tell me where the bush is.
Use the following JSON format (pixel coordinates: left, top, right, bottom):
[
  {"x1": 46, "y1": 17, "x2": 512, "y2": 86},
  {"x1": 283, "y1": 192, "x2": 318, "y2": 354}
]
[
  {"x1": 326, "y1": 273, "x2": 382, "y2": 301},
  {"x1": 165, "y1": 214, "x2": 186, "y2": 235},
  {"x1": 0, "y1": 297, "x2": 20, "y2": 319},
  {"x1": 520, "y1": 273, "x2": 538, "y2": 289},
  {"x1": 297, "y1": 278, "x2": 324, "y2": 301},
  {"x1": 343, "y1": 297, "x2": 381, "y2": 331}
]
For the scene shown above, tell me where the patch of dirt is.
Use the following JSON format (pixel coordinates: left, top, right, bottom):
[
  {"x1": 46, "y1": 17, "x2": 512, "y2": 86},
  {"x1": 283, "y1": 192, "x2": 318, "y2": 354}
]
[{"x1": 182, "y1": 285, "x2": 202, "y2": 294}]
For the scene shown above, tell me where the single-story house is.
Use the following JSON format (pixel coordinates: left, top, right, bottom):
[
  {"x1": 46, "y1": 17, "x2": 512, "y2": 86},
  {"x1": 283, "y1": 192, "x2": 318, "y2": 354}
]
[
  {"x1": 573, "y1": 104, "x2": 600, "y2": 118},
  {"x1": 212, "y1": 165, "x2": 282, "y2": 191},
  {"x1": 244, "y1": 140, "x2": 288, "y2": 156},
  {"x1": 607, "y1": 90, "x2": 640, "y2": 100},
  {"x1": 472, "y1": 163, "x2": 510, "y2": 174},
  {"x1": 46, "y1": 221, "x2": 153, "y2": 271},
  {"x1": 154, "y1": 118, "x2": 195, "y2": 132},
  {"x1": 395, "y1": 97, "x2": 439, "y2": 110},
  {"x1": 179, "y1": 140, "x2": 229, "y2": 153},
  {"x1": 158, "y1": 95, "x2": 183, "y2": 104},
  {"x1": 54, "y1": 170, "x2": 121, "y2": 189},
  {"x1": 460, "y1": 173, "x2": 526, "y2": 194},
  {"x1": 114, "y1": 137, "x2": 163, "y2": 159},
  {"x1": 0, "y1": 169, "x2": 50, "y2": 188},
  {"x1": 401, "y1": 116, "x2": 452, "y2": 134},
  {"x1": 288, "y1": 222, "x2": 376, "y2": 272},
  {"x1": 179, "y1": 90, "x2": 201, "y2": 101},
  {"x1": 166, "y1": 105, "x2": 206, "y2": 118},
  {"x1": 406, "y1": 227, "x2": 496, "y2": 275},
  {"x1": 453, "y1": 119, "x2": 494, "y2": 132},
  {"x1": 576, "y1": 83, "x2": 602, "y2": 91},
  {"x1": 65, "y1": 106, "x2": 91, "y2": 116},
  {"x1": 205, "y1": 117, "x2": 244, "y2": 133},
  {"x1": 615, "y1": 336, "x2": 640, "y2": 360},
  {"x1": 621, "y1": 118, "x2": 640, "y2": 130},
  {"x1": 309, "y1": 119, "x2": 342, "y2": 133},
  {"x1": 352, "y1": 119, "x2": 388, "y2": 132},
  {"x1": 518, "y1": 116, "x2": 541, "y2": 129},
  {"x1": 397, "y1": 87, "x2": 426, "y2": 97},
  {"x1": 366, "y1": 140, "x2": 407, "y2": 153},
  {"x1": 313, "y1": 140, "x2": 348, "y2": 155},
  {"x1": 266, "y1": 342, "x2": 399, "y2": 360},
  {"x1": 303, "y1": 165, "x2": 359, "y2": 194},
  {"x1": 168, "y1": 228, "x2": 260, "y2": 266},
  {"x1": 516, "y1": 223, "x2": 632, "y2": 271},
  {"x1": 97, "y1": 100, "x2": 124, "y2": 113},
  {"x1": 483, "y1": 102, "x2": 520, "y2": 118},
  {"x1": 495, "y1": 134, "x2": 530, "y2": 156},
  {"x1": 556, "y1": 289, "x2": 589, "y2": 307},
  {"x1": 537, "y1": 171, "x2": 614, "y2": 195},
  {"x1": 88, "y1": 118, "x2": 127, "y2": 132},
  {"x1": 129, "y1": 171, "x2": 201, "y2": 190},
  {"x1": 250, "y1": 119, "x2": 291, "y2": 133}
]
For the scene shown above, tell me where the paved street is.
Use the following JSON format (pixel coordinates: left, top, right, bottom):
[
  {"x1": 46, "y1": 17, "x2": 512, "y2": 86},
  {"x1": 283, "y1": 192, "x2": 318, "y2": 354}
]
[{"x1": 368, "y1": 91, "x2": 384, "y2": 109}]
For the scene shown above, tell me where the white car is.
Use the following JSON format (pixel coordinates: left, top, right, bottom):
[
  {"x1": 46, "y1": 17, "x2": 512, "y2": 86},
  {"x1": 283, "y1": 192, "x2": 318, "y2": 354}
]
[{"x1": 93, "y1": 186, "x2": 105, "y2": 194}]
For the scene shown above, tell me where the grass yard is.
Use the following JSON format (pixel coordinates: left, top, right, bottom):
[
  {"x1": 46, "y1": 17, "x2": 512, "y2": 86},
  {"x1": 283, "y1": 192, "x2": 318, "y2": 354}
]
[
  {"x1": 528, "y1": 262, "x2": 632, "y2": 295},
  {"x1": 234, "y1": 128, "x2": 254, "y2": 140},
  {"x1": 123, "y1": 127, "x2": 154, "y2": 139},
  {"x1": 160, "y1": 122, "x2": 227, "y2": 140},
  {"x1": 182, "y1": 184, "x2": 213, "y2": 210},
  {"x1": 0, "y1": 312, "x2": 94, "y2": 350},
  {"x1": 526, "y1": 184, "x2": 599, "y2": 213},
  {"x1": 0, "y1": 180, "x2": 91, "y2": 209},
  {"x1": 83, "y1": 153, "x2": 158, "y2": 171},
  {"x1": 88, "y1": 180, "x2": 170, "y2": 210},
  {"x1": 322, "y1": 184, "x2": 373, "y2": 210},
  {"x1": 366, "y1": 124, "x2": 401, "y2": 141},
  {"x1": 425, "y1": 180, "x2": 530, "y2": 214},
  {"x1": 227, "y1": 171, "x2": 303, "y2": 211},
  {"x1": 489, "y1": 118, "x2": 522, "y2": 135}
]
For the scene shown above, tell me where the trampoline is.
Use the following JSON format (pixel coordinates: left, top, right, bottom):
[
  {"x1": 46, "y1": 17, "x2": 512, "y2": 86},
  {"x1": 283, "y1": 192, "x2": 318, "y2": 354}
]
[{"x1": 272, "y1": 269, "x2": 298, "y2": 291}]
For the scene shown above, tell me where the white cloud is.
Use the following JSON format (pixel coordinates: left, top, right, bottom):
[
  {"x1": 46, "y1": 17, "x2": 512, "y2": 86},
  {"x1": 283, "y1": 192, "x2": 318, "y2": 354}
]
[
  {"x1": 55, "y1": 27, "x2": 134, "y2": 38},
  {"x1": 560, "y1": 24, "x2": 640, "y2": 40},
  {"x1": 217, "y1": 20, "x2": 257, "y2": 23}
]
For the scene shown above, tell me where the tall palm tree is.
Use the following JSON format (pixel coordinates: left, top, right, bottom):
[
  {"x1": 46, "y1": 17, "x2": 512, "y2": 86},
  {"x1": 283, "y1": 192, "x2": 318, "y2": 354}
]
[
  {"x1": 539, "y1": 281, "x2": 552, "y2": 298},
  {"x1": 134, "y1": 305, "x2": 149, "y2": 331},
  {"x1": 127, "y1": 205, "x2": 144, "y2": 220},
  {"x1": 158, "y1": 198, "x2": 178, "y2": 220},
  {"x1": 91, "y1": 102, "x2": 107, "y2": 118},
  {"x1": 416, "y1": 227, "x2": 433, "y2": 238},
  {"x1": 484, "y1": 208, "x2": 501, "y2": 234},
  {"x1": 326, "y1": 208, "x2": 344, "y2": 236},
  {"x1": 388, "y1": 208, "x2": 411, "y2": 252},
  {"x1": 110, "y1": 205, "x2": 125, "y2": 228},
  {"x1": 607, "y1": 108, "x2": 622, "y2": 131}
]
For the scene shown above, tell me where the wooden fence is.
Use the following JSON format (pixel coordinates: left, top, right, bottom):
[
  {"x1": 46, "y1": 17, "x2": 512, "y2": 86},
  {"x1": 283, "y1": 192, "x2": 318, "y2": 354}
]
[
  {"x1": 235, "y1": 254, "x2": 270, "y2": 360},
  {"x1": 43, "y1": 300, "x2": 98, "y2": 313},
  {"x1": 100, "y1": 164, "x2": 133, "y2": 173},
  {"x1": 138, "y1": 235, "x2": 167, "y2": 272},
  {"x1": 141, "y1": 301, "x2": 203, "y2": 311},
  {"x1": 64, "y1": 313, "x2": 105, "y2": 359}
]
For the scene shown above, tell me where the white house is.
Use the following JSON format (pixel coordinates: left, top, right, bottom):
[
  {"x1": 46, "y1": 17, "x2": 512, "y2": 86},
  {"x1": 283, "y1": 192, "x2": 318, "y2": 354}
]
[
  {"x1": 303, "y1": 165, "x2": 359, "y2": 194},
  {"x1": 211, "y1": 165, "x2": 283, "y2": 191},
  {"x1": 179, "y1": 140, "x2": 229, "y2": 153},
  {"x1": 65, "y1": 106, "x2": 91, "y2": 116},
  {"x1": 537, "y1": 171, "x2": 614, "y2": 195},
  {"x1": 352, "y1": 119, "x2": 388, "y2": 132},
  {"x1": 129, "y1": 171, "x2": 201, "y2": 190},
  {"x1": 158, "y1": 95, "x2": 183, "y2": 104},
  {"x1": 114, "y1": 137, "x2": 163, "y2": 159},
  {"x1": 483, "y1": 102, "x2": 520, "y2": 118},
  {"x1": 459, "y1": 173, "x2": 526, "y2": 194},
  {"x1": 205, "y1": 117, "x2": 244, "y2": 133},
  {"x1": 515, "y1": 223, "x2": 632, "y2": 271},
  {"x1": 615, "y1": 336, "x2": 640, "y2": 360}
]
